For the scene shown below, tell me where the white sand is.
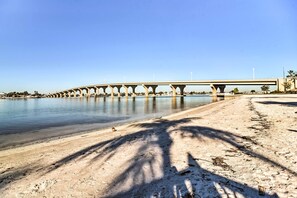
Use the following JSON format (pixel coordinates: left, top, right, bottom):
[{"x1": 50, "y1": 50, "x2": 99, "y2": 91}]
[{"x1": 0, "y1": 95, "x2": 296, "y2": 197}]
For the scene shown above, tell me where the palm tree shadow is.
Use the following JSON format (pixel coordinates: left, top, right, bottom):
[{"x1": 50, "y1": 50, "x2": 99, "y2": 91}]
[
  {"x1": 45, "y1": 118, "x2": 193, "y2": 174},
  {"x1": 43, "y1": 117, "x2": 286, "y2": 197},
  {"x1": 0, "y1": 165, "x2": 39, "y2": 191},
  {"x1": 108, "y1": 153, "x2": 279, "y2": 198},
  {"x1": 257, "y1": 101, "x2": 297, "y2": 107},
  {"x1": 178, "y1": 126, "x2": 296, "y2": 177},
  {"x1": 288, "y1": 129, "x2": 297, "y2": 133}
]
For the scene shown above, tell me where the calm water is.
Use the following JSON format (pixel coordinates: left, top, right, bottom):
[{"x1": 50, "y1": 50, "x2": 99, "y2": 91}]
[{"x1": 0, "y1": 96, "x2": 215, "y2": 149}]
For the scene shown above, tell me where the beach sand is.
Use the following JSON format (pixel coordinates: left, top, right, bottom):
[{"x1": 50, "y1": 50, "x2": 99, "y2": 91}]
[{"x1": 0, "y1": 95, "x2": 296, "y2": 197}]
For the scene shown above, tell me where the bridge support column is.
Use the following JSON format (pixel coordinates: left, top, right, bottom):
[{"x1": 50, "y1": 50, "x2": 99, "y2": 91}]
[
  {"x1": 109, "y1": 86, "x2": 114, "y2": 97},
  {"x1": 277, "y1": 78, "x2": 285, "y2": 92},
  {"x1": 142, "y1": 85, "x2": 149, "y2": 97},
  {"x1": 68, "y1": 91, "x2": 71, "y2": 98},
  {"x1": 79, "y1": 89, "x2": 83, "y2": 98},
  {"x1": 115, "y1": 86, "x2": 122, "y2": 97},
  {"x1": 218, "y1": 85, "x2": 226, "y2": 93},
  {"x1": 143, "y1": 85, "x2": 158, "y2": 97},
  {"x1": 94, "y1": 87, "x2": 99, "y2": 97},
  {"x1": 170, "y1": 85, "x2": 177, "y2": 96},
  {"x1": 179, "y1": 85, "x2": 186, "y2": 95},
  {"x1": 210, "y1": 84, "x2": 226, "y2": 95},
  {"x1": 63, "y1": 92, "x2": 67, "y2": 98},
  {"x1": 170, "y1": 85, "x2": 185, "y2": 96},
  {"x1": 102, "y1": 86, "x2": 108, "y2": 97},
  {"x1": 151, "y1": 85, "x2": 158, "y2": 96},
  {"x1": 210, "y1": 84, "x2": 218, "y2": 96},
  {"x1": 86, "y1": 88, "x2": 90, "y2": 97},
  {"x1": 130, "y1": 86, "x2": 137, "y2": 97},
  {"x1": 73, "y1": 90, "x2": 77, "y2": 98},
  {"x1": 123, "y1": 85, "x2": 129, "y2": 97}
]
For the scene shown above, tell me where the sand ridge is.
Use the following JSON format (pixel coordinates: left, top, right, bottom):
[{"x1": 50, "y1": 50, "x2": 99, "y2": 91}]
[{"x1": 0, "y1": 95, "x2": 296, "y2": 197}]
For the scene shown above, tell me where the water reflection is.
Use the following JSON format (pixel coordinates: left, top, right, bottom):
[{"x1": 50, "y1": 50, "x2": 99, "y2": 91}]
[
  {"x1": 132, "y1": 97, "x2": 136, "y2": 114},
  {"x1": 0, "y1": 96, "x2": 214, "y2": 138},
  {"x1": 172, "y1": 97, "x2": 177, "y2": 109}
]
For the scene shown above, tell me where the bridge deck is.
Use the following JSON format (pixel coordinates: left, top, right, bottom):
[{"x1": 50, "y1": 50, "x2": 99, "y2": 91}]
[{"x1": 50, "y1": 79, "x2": 279, "y2": 95}]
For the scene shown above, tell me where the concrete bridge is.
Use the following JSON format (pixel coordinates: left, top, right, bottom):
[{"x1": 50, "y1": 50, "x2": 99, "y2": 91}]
[{"x1": 48, "y1": 79, "x2": 284, "y2": 98}]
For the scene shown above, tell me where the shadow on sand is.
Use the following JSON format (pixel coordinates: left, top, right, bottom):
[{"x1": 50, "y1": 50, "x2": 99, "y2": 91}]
[
  {"x1": 288, "y1": 129, "x2": 297, "y2": 133},
  {"x1": 257, "y1": 101, "x2": 297, "y2": 107},
  {"x1": 0, "y1": 165, "x2": 39, "y2": 191},
  {"x1": 37, "y1": 117, "x2": 293, "y2": 197}
]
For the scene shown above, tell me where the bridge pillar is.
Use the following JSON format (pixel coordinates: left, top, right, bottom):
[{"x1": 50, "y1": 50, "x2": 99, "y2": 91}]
[
  {"x1": 123, "y1": 85, "x2": 129, "y2": 97},
  {"x1": 68, "y1": 91, "x2": 72, "y2": 98},
  {"x1": 151, "y1": 85, "x2": 158, "y2": 96},
  {"x1": 218, "y1": 85, "x2": 226, "y2": 93},
  {"x1": 73, "y1": 90, "x2": 77, "y2": 98},
  {"x1": 102, "y1": 86, "x2": 108, "y2": 97},
  {"x1": 63, "y1": 92, "x2": 67, "y2": 98},
  {"x1": 210, "y1": 84, "x2": 218, "y2": 95},
  {"x1": 91, "y1": 87, "x2": 96, "y2": 97},
  {"x1": 109, "y1": 86, "x2": 114, "y2": 97},
  {"x1": 170, "y1": 85, "x2": 185, "y2": 96},
  {"x1": 94, "y1": 87, "x2": 99, "y2": 97},
  {"x1": 115, "y1": 86, "x2": 122, "y2": 97},
  {"x1": 143, "y1": 85, "x2": 158, "y2": 97},
  {"x1": 79, "y1": 89, "x2": 83, "y2": 98},
  {"x1": 130, "y1": 86, "x2": 137, "y2": 97},
  {"x1": 86, "y1": 88, "x2": 90, "y2": 97},
  {"x1": 277, "y1": 78, "x2": 285, "y2": 92},
  {"x1": 170, "y1": 84, "x2": 177, "y2": 96},
  {"x1": 142, "y1": 85, "x2": 149, "y2": 97},
  {"x1": 210, "y1": 84, "x2": 225, "y2": 95},
  {"x1": 179, "y1": 85, "x2": 186, "y2": 95}
]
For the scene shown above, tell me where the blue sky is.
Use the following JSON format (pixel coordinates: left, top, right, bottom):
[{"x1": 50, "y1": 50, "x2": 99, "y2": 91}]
[{"x1": 0, "y1": 0, "x2": 296, "y2": 93}]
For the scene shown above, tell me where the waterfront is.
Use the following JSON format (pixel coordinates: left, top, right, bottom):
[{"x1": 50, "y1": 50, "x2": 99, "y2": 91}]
[
  {"x1": 0, "y1": 95, "x2": 296, "y2": 197},
  {"x1": 0, "y1": 95, "x2": 214, "y2": 149}
]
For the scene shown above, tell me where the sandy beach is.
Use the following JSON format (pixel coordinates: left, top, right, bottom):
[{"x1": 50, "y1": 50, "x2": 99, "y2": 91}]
[{"x1": 0, "y1": 95, "x2": 296, "y2": 197}]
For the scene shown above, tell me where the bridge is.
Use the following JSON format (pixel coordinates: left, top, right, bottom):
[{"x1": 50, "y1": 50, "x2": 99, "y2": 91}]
[{"x1": 48, "y1": 78, "x2": 284, "y2": 98}]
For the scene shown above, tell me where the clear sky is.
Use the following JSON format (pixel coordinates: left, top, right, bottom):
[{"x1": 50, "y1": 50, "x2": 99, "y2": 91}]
[{"x1": 0, "y1": 0, "x2": 297, "y2": 93}]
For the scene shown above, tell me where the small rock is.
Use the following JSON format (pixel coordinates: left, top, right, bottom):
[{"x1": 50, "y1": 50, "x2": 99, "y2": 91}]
[
  {"x1": 258, "y1": 185, "x2": 265, "y2": 196},
  {"x1": 112, "y1": 127, "x2": 117, "y2": 132}
]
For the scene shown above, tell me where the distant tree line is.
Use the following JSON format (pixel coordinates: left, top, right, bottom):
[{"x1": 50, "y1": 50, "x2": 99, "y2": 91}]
[{"x1": 2, "y1": 91, "x2": 44, "y2": 98}]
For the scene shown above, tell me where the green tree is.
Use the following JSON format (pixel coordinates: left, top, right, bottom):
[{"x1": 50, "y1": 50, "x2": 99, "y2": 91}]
[
  {"x1": 233, "y1": 87, "x2": 239, "y2": 94},
  {"x1": 286, "y1": 70, "x2": 297, "y2": 89},
  {"x1": 261, "y1": 85, "x2": 270, "y2": 93}
]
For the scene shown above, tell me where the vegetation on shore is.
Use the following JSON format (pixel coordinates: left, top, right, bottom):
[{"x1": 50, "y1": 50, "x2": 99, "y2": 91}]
[{"x1": 0, "y1": 91, "x2": 46, "y2": 99}]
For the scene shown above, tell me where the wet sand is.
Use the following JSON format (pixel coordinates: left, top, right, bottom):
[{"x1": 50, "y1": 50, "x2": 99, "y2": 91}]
[{"x1": 0, "y1": 95, "x2": 296, "y2": 197}]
